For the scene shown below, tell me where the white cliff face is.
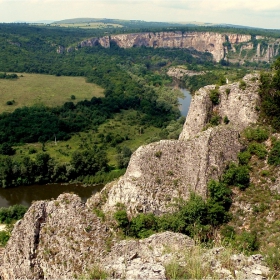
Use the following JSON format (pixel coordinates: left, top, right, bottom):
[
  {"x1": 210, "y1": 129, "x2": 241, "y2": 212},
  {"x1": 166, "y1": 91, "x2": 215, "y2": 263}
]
[
  {"x1": 110, "y1": 32, "x2": 226, "y2": 62},
  {"x1": 227, "y1": 34, "x2": 251, "y2": 44},
  {"x1": 179, "y1": 74, "x2": 260, "y2": 141}
]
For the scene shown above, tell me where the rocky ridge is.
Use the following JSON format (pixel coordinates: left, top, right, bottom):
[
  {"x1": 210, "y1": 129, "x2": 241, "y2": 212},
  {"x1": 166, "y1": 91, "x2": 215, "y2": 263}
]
[
  {"x1": 89, "y1": 74, "x2": 260, "y2": 216},
  {"x1": 58, "y1": 31, "x2": 280, "y2": 62}
]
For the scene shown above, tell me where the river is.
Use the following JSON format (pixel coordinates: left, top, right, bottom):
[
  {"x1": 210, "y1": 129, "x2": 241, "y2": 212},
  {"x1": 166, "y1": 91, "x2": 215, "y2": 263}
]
[
  {"x1": 0, "y1": 183, "x2": 103, "y2": 208},
  {"x1": 178, "y1": 88, "x2": 192, "y2": 116}
]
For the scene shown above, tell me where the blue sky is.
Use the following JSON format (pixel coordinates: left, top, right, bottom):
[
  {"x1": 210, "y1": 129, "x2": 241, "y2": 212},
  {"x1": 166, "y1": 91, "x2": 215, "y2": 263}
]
[{"x1": 1, "y1": 0, "x2": 280, "y2": 29}]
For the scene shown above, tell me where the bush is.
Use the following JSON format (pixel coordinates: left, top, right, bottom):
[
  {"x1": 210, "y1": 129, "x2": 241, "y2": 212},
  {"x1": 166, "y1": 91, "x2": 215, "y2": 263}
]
[
  {"x1": 223, "y1": 116, "x2": 229, "y2": 124},
  {"x1": 239, "y1": 80, "x2": 247, "y2": 90},
  {"x1": 222, "y1": 163, "x2": 250, "y2": 190},
  {"x1": 130, "y1": 213, "x2": 157, "y2": 238},
  {"x1": 248, "y1": 142, "x2": 267, "y2": 159},
  {"x1": 0, "y1": 230, "x2": 9, "y2": 246},
  {"x1": 235, "y1": 231, "x2": 259, "y2": 254},
  {"x1": 209, "y1": 88, "x2": 220, "y2": 105},
  {"x1": 244, "y1": 127, "x2": 269, "y2": 142},
  {"x1": 238, "y1": 151, "x2": 251, "y2": 165},
  {"x1": 268, "y1": 140, "x2": 280, "y2": 165},
  {"x1": 114, "y1": 210, "x2": 129, "y2": 229},
  {"x1": 209, "y1": 114, "x2": 220, "y2": 126},
  {"x1": 0, "y1": 204, "x2": 28, "y2": 224}
]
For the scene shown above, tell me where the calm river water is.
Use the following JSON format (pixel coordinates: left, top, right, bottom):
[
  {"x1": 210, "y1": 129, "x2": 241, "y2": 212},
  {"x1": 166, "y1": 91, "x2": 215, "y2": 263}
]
[
  {"x1": 178, "y1": 88, "x2": 192, "y2": 116},
  {"x1": 0, "y1": 183, "x2": 103, "y2": 208}
]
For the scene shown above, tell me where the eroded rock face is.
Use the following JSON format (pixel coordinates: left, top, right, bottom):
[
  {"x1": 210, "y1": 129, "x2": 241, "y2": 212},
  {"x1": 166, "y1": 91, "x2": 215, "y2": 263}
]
[
  {"x1": 0, "y1": 193, "x2": 109, "y2": 279},
  {"x1": 103, "y1": 231, "x2": 194, "y2": 280},
  {"x1": 110, "y1": 31, "x2": 226, "y2": 62},
  {"x1": 179, "y1": 74, "x2": 260, "y2": 141},
  {"x1": 89, "y1": 126, "x2": 243, "y2": 216}
]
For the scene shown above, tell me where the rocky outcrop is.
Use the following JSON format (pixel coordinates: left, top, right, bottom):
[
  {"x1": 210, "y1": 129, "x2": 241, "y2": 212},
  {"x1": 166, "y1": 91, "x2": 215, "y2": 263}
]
[
  {"x1": 110, "y1": 32, "x2": 226, "y2": 61},
  {"x1": 103, "y1": 231, "x2": 194, "y2": 279},
  {"x1": 60, "y1": 31, "x2": 279, "y2": 62},
  {"x1": 89, "y1": 126, "x2": 243, "y2": 216},
  {"x1": 179, "y1": 73, "x2": 260, "y2": 141},
  {"x1": 167, "y1": 67, "x2": 205, "y2": 79},
  {"x1": 227, "y1": 34, "x2": 251, "y2": 44},
  {"x1": 0, "y1": 193, "x2": 110, "y2": 279}
]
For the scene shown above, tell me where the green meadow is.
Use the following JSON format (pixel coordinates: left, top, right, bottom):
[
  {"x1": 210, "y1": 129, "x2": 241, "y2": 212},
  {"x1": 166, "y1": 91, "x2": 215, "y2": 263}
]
[{"x1": 0, "y1": 73, "x2": 104, "y2": 113}]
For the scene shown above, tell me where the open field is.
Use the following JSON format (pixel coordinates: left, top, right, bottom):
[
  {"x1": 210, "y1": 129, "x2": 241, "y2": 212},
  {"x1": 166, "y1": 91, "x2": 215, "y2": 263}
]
[
  {"x1": 0, "y1": 73, "x2": 104, "y2": 113},
  {"x1": 13, "y1": 110, "x2": 162, "y2": 167},
  {"x1": 51, "y1": 22, "x2": 123, "y2": 29}
]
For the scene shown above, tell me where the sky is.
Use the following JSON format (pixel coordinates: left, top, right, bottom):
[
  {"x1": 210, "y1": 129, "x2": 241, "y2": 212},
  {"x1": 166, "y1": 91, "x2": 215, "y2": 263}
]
[{"x1": 0, "y1": 0, "x2": 280, "y2": 29}]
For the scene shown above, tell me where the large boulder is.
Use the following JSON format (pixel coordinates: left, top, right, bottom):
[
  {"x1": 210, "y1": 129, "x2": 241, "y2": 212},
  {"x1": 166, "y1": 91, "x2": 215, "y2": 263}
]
[{"x1": 0, "y1": 193, "x2": 110, "y2": 279}]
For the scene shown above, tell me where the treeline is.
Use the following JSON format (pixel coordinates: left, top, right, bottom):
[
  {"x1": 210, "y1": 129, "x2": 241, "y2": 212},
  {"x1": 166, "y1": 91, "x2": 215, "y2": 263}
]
[{"x1": 0, "y1": 146, "x2": 109, "y2": 188}]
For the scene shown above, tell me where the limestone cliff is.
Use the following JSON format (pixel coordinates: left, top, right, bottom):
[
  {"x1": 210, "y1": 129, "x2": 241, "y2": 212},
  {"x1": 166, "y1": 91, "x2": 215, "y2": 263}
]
[
  {"x1": 59, "y1": 31, "x2": 279, "y2": 63},
  {"x1": 179, "y1": 74, "x2": 260, "y2": 141},
  {"x1": 89, "y1": 127, "x2": 242, "y2": 216}
]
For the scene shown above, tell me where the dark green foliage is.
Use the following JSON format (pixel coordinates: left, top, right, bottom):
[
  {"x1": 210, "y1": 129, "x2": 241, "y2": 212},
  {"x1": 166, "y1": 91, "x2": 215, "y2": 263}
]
[
  {"x1": 238, "y1": 151, "x2": 251, "y2": 165},
  {"x1": 259, "y1": 58, "x2": 280, "y2": 130},
  {"x1": 209, "y1": 114, "x2": 220, "y2": 126},
  {"x1": 0, "y1": 73, "x2": 18, "y2": 79},
  {"x1": 70, "y1": 95, "x2": 76, "y2": 100},
  {"x1": 6, "y1": 100, "x2": 15, "y2": 105},
  {"x1": 239, "y1": 80, "x2": 247, "y2": 90},
  {"x1": 225, "y1": 88, "x2": 231, "y2": 95},
  {"x1": 0, "y1": 231, "x2": 10, "y2": 246},
  {"x1": 221, "y1": 225, "x2": 236, "y2": 243},
  {"x1": 116, "y1": 146, "x2": 132, "y2": 169},
  {"x1": 130, "y1": 213, "x2": 158, "y2": 238},
  {"x1": 222, "y1": 163, "x2": 250, "y2": 190},
  {"x1": 248, "y1": 142, "x2": 267, "y2": 159},
  {"x1": 115, "y1": 181, "x2": 233, "y2": 241},
  {"x1": 235, "y1": 231, "x2": 259, "y2": 254},
  {"x1": 244, "y1": 127, "x2": 269, "y2": 142},
  {"x1": 223, "y1": 116, "x2": 229, "y2": 124},
  {"x1": 209, "y1": 88, "x2": 220, "y2": 105},
  {"x1": 114, "y1": 210, "x2": 129, "y2": 229},
  {"x1": 70, "y1": 146, "x2": 109, "y2": 177},
  {"x1": 268, "y1": 140, "x2": 280, "y2": 165},
  {"x1": 154, "y1": 150, "x2": 162, "y2": 158},
  {"x1": 0, "y1": 143, "x2": 15, "y2": 155},
  {"x1": 0, "y1": 204, "x2": 28, "y2": 224}
]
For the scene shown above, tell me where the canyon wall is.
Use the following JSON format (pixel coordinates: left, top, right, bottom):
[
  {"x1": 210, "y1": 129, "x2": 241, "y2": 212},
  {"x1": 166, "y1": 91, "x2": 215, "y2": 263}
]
[{"x1": 62, "y1": 31, "x2": 279, "y2": 63}]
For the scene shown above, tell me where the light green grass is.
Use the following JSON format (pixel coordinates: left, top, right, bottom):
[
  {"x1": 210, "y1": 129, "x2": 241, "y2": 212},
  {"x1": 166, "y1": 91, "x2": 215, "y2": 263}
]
[
  {"x1": 51, "y1": 22, "x2": 123, "y2": 29},
  {"x1": 0, "y1": 73, "x2": 104, "y2": 113}
]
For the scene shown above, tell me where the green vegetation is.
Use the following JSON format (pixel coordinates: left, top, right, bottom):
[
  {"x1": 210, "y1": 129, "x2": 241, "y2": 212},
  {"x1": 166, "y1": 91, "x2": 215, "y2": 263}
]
[
  {"x1": 0, "y1": 204, "x2": 28, "y2": 224},
  {"x1": 0, "y1": 74, "x2": 104, "y2": 114},
  {"x1": 209, "y1": 88, "x2": 220, "y2": 105}
]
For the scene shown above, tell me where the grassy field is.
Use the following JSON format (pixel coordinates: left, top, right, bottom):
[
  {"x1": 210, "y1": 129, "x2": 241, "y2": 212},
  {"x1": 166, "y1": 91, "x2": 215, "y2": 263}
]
[
  {"x1": 0, "y1": 73, "x2": 104, "y2": 113},
  {"x1": 51, "y1": 22, "x2": 123, "y2": 29},
  {"x1": 13, "y1": 109, "x2": 162, "y2": 167}
]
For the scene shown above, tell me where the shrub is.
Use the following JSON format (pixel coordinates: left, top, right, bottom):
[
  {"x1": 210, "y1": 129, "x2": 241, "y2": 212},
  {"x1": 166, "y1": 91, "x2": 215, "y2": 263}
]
[
  {"x1": 223, "y1": 116, "x2": 229, "y2": 124},
  {"x1": 239, "y1": 80, "x2": 247, "y2": 90},
  {"x1": 209, "y1": 114, "x2": 220, "y2": 126},
  {"x1": 248, "y1": 142, "x2": 267, "y2": 159},
  {"x1": 114, "y1": 210, "x2": 129, "y2": 229},
  {"x1": 225, "y1": 88, "x2": 231, "y2": 95},
  {"x1": 70, "y1": 95, "x2": 76, "y2": 100},
  {"x1": 244, "y1": 127, "x2": 269, "y2": 142},
  {"x1": 0, "y1": 204, "x2": 28, "y2": 224},
  {"x1": 235, "y1": 231, "x2": 259, "y2": 254},
  {"x1": 209, "y1": 88, "x2": 220, "y2": 105},
  {"x1": 154, "y1": 150, "x2": 162, "y2": 158},
  {"x1": 238, "y1": 151, "x2": 251, "y2": 165},
  {"x1": 222, "y1": 163, "x2": 250, "y2": 190},
  {"x1": 130, "y1": 213, "x2": 157, "y2": 238},
  {"x1": 0, "y1": 230, "x2": 9, "y2": 246},
  {"x1": 268, "y1": 140, "x2": 280, "y2": 165}
]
